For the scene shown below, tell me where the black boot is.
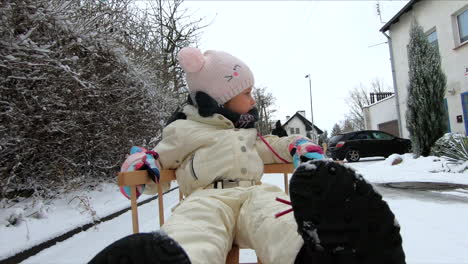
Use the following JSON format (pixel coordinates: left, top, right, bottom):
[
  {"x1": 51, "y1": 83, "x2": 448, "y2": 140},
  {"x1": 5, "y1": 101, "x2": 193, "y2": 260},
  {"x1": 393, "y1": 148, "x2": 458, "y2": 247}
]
[
  {"x1": 88, "y1": 231, "x2": 191, "y2": 264},
  {"x1": 290, "y1": 160, "x2": 405, "y2": 264}
]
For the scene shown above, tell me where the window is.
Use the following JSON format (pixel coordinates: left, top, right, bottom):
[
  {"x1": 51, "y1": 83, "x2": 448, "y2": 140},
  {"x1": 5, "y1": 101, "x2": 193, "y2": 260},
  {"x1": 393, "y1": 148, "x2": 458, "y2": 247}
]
[
  {"x1": 426, "y1": 29, "x2": 439, "y2": 52},
  {"x1": 295, "y1": 128, "x2": 300, "y2": 134},
  {"x1": 354, "y1": 133, "x2": 371, "y2": 140},
  {"x1": 457, "y1": 9, "x2": 468, "y2": 43},
  {"x1": 461, "y1": 92, "x2": 468, "y2": 135},
  {"x1": 444, "y1": 98, "x2": 451, "y2": 132},
  {"x1": 329, "y1": 135, "x2": 344, "y2": 144},
  {"x1": 290, "y1": 128, "x2": 295, "y2": 134},
  {"x1": 372, "y1": 131, "x2": 394, "y2": 140}
]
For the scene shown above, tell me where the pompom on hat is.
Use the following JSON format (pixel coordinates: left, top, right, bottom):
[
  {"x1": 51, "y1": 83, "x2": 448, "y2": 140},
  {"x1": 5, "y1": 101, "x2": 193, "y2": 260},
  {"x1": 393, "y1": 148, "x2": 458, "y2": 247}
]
[{"x1": 178, "y1": 47, "x2": 254, "y2": 105}]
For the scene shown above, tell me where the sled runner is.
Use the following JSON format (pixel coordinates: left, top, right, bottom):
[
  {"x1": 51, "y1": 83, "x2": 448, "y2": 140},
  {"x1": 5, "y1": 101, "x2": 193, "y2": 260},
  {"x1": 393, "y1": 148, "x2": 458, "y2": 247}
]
[{"x1": 117, "y1": 163, "x2": 294, "y2": 264}]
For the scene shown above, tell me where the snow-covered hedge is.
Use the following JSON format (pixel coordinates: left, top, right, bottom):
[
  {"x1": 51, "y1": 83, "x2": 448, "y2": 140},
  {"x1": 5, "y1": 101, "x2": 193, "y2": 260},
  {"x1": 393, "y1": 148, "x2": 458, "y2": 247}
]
[
  {"x1": 0, "y1": 0, "x2": 193, "y2": 200},
  {"x1": 430, "y1": 133, "x2": 468, "y2": 163}
]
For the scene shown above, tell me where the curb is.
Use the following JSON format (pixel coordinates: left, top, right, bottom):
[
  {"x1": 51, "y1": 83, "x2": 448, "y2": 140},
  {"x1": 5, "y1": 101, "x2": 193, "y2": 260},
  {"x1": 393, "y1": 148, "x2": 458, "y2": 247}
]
[
  {"x1": 380, "y1": 182, "x2": 468, "y2": 191},
  {"x1": 0, "y1": 187, "x2": 180, "y2": 264}
]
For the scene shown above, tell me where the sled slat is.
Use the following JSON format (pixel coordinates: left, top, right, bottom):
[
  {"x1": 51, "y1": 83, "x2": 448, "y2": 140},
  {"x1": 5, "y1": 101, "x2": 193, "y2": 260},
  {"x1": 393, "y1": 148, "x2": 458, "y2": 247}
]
[
  {"x1": 130, "y1": 186, "x2": 139, "y2": 233},
  {"x1": 284, "y1": 173, "x2": 289, "y2": 195},
  {"x1": 263, "y1": 163, "x2": 294, "y2": 173},
  {"x1": 157, "y1": 182, "x2": 164, "y2": 226},
  {"x1": 117, "y1": 170, "x2": 176, "y2": 186}
]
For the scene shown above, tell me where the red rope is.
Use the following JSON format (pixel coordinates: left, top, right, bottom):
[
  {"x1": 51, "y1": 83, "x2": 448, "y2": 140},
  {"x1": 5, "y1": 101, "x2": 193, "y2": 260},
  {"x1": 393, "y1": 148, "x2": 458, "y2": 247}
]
[
  {"x1": 257, "y1": 134, "x2": 289, "y2": 163},
  {"x1": 257, "y1": 135, "x2": 294, "y2": 218},
  {"x1": 274, "y1": 197, "x2": 294, "y2": 218},
  {"x1": 276, "y1": 197, "x2": 292, "y2": 205},
  {"x1": 275, "y1": 208, "x2": 294, "y2": 218}
]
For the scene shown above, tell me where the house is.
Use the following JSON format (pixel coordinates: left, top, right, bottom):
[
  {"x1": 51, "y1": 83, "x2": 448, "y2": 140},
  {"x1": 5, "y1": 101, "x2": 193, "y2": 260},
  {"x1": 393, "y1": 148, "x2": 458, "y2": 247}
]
[
  {"x1": 380, "y1": 0, "x2": 468, "y2": 137},
  {"x1": 280, "y1": 111, "x2": 323, "y2": 143},
  {"x1": 363, "y1": 93, "x2": 401, "y2": 136}
]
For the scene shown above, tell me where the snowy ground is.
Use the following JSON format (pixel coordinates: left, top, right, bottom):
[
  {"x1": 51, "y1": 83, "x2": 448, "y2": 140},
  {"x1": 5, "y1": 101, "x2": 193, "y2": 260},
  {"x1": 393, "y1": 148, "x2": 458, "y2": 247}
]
[{"x1": 1, "y1": 154, "x2": 468, "y2": 264}]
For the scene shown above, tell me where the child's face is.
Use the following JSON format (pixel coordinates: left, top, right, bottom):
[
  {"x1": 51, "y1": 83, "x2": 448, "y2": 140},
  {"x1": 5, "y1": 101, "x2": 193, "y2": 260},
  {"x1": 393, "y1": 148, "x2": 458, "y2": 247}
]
[{"x1": 224, "y1": 87, "x2": 256, "y2": 114}]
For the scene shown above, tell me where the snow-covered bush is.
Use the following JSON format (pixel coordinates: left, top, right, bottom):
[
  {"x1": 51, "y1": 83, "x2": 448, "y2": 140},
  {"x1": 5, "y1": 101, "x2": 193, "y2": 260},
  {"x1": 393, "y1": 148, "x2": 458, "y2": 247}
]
[
  {"x1": 5, "y1": 208, "x2": 25, "y2": 227},
  {"x1": 431, "y1": 133, "x2": 468, "y2": 162},
  {"x1": 2, "y1": 200, "x2": 49, "y2": 229},
  {"x1": 0, "y1": 0, "x2": 202, "y2": 200}
]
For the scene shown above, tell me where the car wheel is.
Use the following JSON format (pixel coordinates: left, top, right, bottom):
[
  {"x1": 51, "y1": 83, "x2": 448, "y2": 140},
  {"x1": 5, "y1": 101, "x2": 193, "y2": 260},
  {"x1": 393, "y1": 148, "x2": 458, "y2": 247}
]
[{"x1": 346, "y1": 149, "x2": 360, "y2": 162}]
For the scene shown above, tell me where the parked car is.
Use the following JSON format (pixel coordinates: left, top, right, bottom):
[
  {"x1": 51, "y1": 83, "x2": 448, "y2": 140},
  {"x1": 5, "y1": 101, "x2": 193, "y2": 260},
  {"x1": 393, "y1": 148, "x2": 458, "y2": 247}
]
[{"x1": 327, "y1": 130, "x2": 411, "y2": 162}]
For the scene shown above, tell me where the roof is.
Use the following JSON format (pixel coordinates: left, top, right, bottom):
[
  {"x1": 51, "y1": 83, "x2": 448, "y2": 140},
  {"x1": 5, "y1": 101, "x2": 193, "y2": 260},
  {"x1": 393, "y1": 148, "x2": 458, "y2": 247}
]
[
  {"x1": 282, "y1": 112, "x2": 323, "y2": 134},
  {"x1": 380, "y1": 0, "x2": 420, "y2": 33}
]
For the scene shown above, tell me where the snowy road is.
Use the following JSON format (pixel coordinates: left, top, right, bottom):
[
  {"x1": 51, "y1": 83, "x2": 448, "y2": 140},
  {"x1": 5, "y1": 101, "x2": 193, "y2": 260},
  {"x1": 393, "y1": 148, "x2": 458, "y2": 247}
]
[
  {"x1": 376, "y1": 184, "x2": 468, "y2": 204},
  {"x1": 16, "y1": 157, "x2": 468, "y2": 264}
]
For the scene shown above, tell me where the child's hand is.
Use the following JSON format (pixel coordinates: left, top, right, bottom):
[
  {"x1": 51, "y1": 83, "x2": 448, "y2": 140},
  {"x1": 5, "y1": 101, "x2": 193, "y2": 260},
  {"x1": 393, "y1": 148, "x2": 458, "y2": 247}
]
[
  {"x1": 120, "y1": 146, "x2": 160, "y2": 200},
  {"x1": 289, "y1": 137, "x2": 324, "y2": 168}
]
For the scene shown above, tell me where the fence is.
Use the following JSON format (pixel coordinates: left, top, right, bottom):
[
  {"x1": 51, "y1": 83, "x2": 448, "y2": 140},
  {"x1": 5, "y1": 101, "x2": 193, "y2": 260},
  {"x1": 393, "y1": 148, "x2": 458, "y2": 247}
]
[{"x1": 370, "y1": 92, "x2": 394, "y2": 104}]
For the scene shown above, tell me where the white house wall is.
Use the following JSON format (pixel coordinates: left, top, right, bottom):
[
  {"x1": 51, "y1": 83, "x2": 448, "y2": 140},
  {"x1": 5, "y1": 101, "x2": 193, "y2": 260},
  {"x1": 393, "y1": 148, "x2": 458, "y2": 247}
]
[
  {"x1": 284, "y1": 117, "x2": 307, "y2": 137},
  {"x1": 364, "y1": 96, "x2": 397, "y2": 130},
  {"x1": 389, "y1": 1, "x2": 468, "y2": 137}
]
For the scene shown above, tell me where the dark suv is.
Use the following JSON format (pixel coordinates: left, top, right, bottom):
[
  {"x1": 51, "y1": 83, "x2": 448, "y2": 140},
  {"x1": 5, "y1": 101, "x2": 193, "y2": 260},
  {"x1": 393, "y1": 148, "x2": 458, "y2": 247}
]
[{"x1": 327, "y1": 130, "x2": 411, "y2": 162}]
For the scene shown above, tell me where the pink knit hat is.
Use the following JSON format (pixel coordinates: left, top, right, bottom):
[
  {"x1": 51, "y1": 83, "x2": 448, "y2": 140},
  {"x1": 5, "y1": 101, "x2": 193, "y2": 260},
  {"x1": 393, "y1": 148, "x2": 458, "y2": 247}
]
[{"x1": 178, "y1": 47, "x2": 255, "y2": 105}]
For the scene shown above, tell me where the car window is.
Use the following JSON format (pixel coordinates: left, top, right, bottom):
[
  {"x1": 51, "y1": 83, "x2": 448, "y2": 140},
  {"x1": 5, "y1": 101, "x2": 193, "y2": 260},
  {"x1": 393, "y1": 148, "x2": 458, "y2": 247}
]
[
  {"x1": 329, "y1": 135, "x2": 344, "y2": 144},
  {"x1": 372, "y1": 131, "x2": 394, "y2": 140},
  {"x1": 354, "y1": 133, "x2": 371, "y2": 140}
]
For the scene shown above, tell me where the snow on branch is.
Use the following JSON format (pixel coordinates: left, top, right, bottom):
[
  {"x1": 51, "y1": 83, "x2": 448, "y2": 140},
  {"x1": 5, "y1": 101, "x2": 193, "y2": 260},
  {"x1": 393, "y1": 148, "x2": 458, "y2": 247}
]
[{"x1": 1, "y1": 0, "x2": 204, "y2": 202}]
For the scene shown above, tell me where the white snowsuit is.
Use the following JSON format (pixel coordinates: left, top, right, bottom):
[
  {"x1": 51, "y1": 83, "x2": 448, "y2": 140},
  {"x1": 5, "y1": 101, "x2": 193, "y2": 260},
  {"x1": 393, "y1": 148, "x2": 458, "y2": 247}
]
[{"x1": 151, "y1": 105, "x2": 304, "y2": 264}]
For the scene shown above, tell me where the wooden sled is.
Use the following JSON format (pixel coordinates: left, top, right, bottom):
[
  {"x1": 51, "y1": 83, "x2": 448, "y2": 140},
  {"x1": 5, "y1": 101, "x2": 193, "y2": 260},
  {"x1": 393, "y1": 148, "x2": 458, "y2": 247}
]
[{"x1": 118, "y1": 163, "x2": 294, "y2": 264}]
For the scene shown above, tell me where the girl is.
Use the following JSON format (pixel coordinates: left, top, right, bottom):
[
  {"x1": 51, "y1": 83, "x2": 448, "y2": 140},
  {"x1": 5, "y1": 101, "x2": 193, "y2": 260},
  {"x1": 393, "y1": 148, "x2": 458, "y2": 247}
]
[{"x1": 90, "y1": 48, "x2": 405, "y2": 264}]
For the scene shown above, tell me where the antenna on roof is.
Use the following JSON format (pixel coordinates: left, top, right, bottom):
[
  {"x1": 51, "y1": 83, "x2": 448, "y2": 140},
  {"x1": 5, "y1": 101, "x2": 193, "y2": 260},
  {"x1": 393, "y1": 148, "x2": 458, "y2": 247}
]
[
  {"x1": 376, "y1": 1, "x2": 387, "y2": 24},
  {"x1": 368, "y1": 41, "x2": 388, "y2": 48},
  {"x1": 368, "y1": 1, "x2": 388, "y2": 48}
]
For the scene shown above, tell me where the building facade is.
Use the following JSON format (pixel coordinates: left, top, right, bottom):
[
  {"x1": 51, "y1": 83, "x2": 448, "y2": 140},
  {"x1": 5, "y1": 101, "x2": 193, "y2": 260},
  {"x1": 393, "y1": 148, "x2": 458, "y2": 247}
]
[
  {"x1": 363, "y1": 95, "x2": 400, "y2": 137},
  {"x1": 381, "y1": 0, "x2": 468, "y2": 137},
  {"x1": 281, "y1": 111, "x2": 323, "y2": 143}
]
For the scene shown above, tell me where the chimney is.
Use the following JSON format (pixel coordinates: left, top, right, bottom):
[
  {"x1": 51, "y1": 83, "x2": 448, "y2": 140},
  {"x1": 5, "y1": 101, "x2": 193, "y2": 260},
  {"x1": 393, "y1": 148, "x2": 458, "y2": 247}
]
[
  {"x1": 298, "y1": 110, "x2": 306, "y2": 117},
  {"x1": 286, "y1": 115, "x2": 290, "y2": 120}
]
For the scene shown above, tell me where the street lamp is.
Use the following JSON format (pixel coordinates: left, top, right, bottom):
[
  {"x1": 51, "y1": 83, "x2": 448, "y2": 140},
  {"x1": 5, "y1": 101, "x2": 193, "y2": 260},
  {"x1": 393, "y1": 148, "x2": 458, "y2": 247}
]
[{"x1": 305, "y1": 74, "x2": 316, "y2": 142}]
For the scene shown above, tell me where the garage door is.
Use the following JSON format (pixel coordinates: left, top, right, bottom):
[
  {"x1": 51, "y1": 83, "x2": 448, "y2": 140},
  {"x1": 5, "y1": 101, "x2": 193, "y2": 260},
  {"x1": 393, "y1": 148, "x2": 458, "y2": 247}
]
[{"x1": 378, "y1": 120, "x2": 399, "y2": 137}]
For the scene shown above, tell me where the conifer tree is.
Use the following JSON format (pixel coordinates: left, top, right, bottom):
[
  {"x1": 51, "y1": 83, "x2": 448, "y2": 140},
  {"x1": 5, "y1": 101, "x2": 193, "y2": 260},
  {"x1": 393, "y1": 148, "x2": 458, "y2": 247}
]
[
  {"x1": 330, "y1": 123, "x2": 342, "y2": 137},
  {"x1": 405, "y1": 20, "x2": 448, "y2": 157},
  {"x1": 318, "y1": 130, "x2": 329, "y2": 146}
]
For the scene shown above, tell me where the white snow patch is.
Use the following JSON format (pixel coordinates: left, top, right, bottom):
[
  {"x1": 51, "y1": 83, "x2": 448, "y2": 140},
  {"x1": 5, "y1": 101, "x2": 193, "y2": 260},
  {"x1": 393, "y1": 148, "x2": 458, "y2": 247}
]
[
  {"x1": 300, "y1": 161, "x2": 317, "y2": 171},
  {"x1": 384, "y1": 154, "x2": 404, "y2": 166}
]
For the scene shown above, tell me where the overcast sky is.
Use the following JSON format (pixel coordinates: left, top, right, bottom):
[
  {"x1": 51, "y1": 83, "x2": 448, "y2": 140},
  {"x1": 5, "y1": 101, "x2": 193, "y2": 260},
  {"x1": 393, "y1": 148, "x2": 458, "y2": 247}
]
[{"x1": 181, "y1": 0, "x2": 409, "y2": 132}]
